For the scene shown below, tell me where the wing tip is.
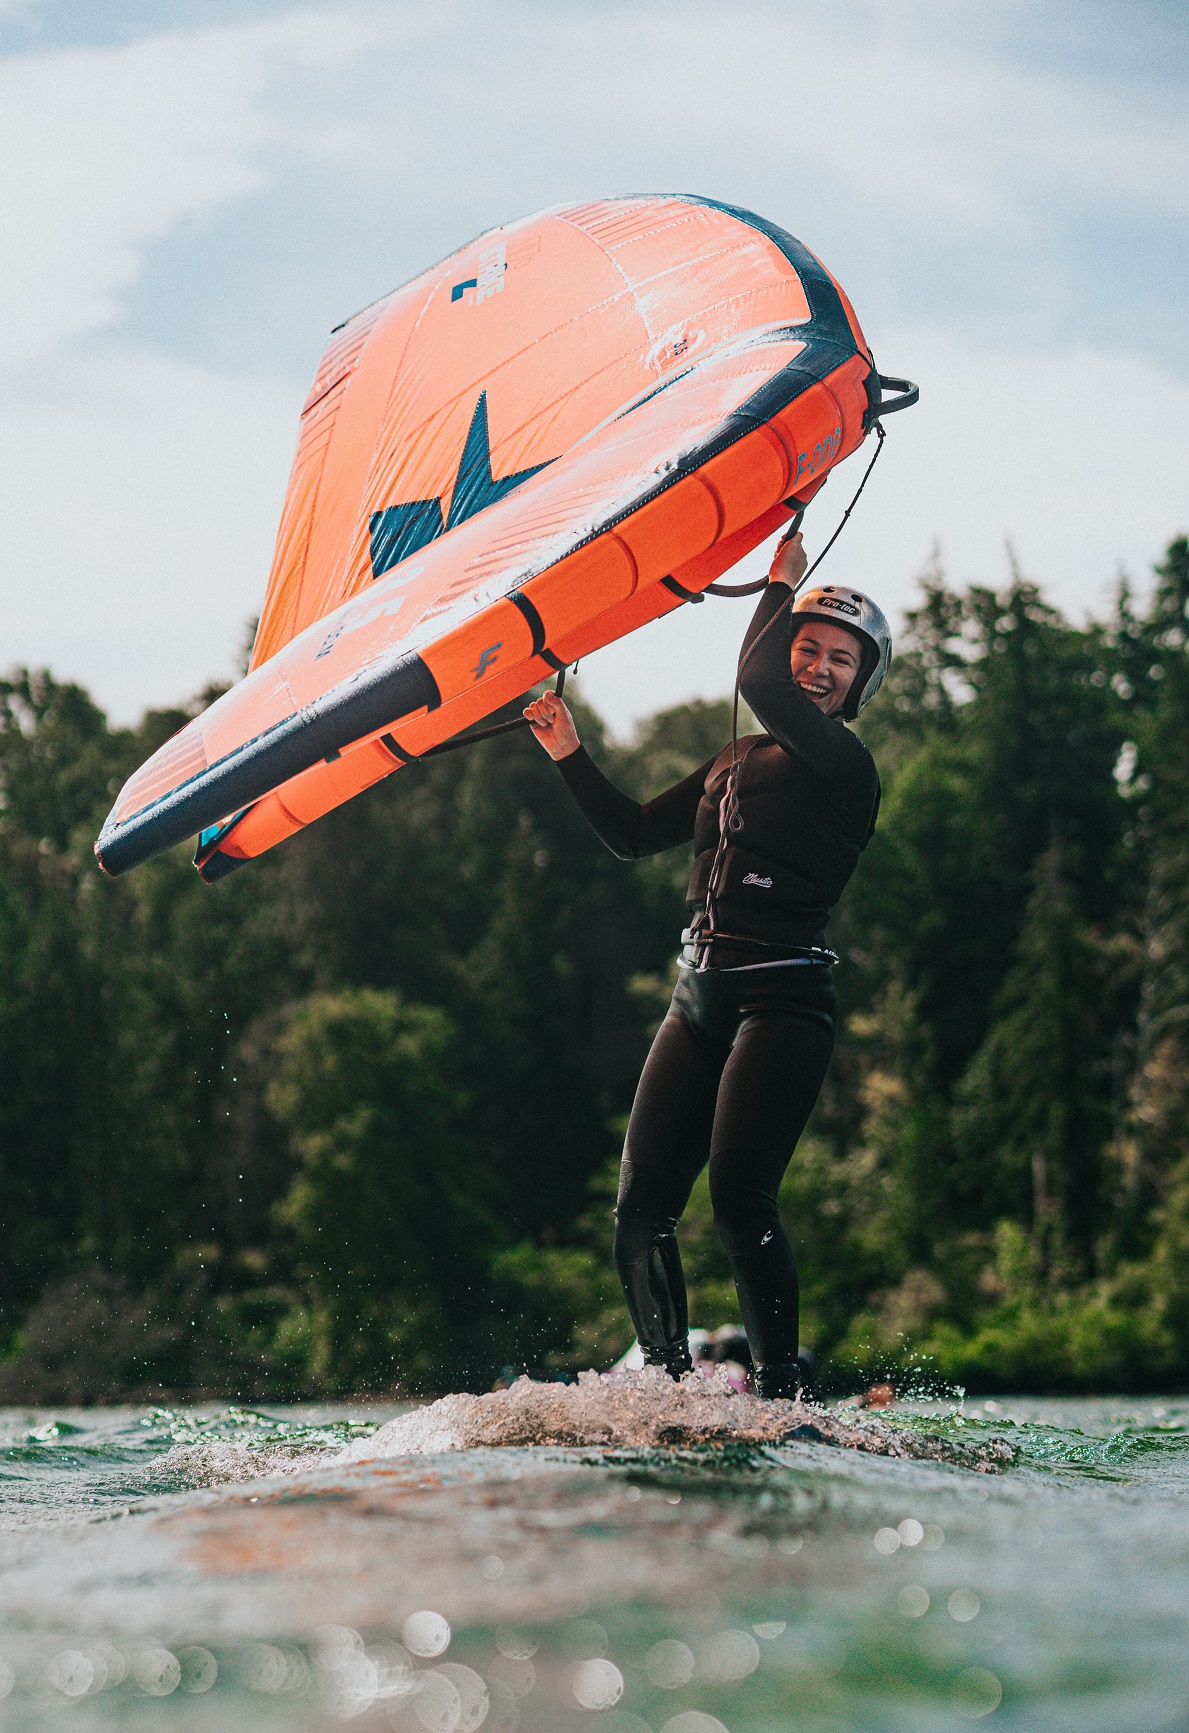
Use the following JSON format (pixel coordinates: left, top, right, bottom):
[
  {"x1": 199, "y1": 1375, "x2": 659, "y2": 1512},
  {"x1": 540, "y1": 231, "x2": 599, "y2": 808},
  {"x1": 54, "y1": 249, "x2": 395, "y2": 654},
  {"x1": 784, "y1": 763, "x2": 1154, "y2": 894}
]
[{"x1": 93, "y1": 651, "x2": 442, "y2": 879}]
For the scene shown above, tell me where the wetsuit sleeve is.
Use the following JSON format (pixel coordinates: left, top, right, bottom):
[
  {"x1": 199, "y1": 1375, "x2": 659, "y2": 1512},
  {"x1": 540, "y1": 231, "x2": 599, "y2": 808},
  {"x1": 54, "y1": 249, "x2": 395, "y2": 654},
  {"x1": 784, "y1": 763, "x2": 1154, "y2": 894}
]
[
  {"x1": 556, "y1": 745, "x2": 710, "y2": 860},
  {"x1": 739, "y1": 582, "x2": 881, "y2": 839}
]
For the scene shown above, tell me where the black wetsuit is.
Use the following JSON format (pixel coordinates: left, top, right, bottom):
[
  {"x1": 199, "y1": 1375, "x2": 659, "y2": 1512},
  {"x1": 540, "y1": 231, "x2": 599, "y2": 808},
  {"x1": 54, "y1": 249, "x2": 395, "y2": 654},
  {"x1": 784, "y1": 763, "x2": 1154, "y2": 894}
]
[{"x1": 557, "y1": 583, "x2": 881, "y2": 1396}]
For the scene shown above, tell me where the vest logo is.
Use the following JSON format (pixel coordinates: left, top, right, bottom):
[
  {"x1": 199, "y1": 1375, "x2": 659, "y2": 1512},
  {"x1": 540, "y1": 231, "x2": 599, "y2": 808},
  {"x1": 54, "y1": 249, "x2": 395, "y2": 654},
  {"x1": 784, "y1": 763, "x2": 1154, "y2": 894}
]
[
  {"x1": 742, "y1": 871, "x2": 773, "y2": 888},
  {"x1": 813, "y1": 595, "x2": 860, "y2": 618}
]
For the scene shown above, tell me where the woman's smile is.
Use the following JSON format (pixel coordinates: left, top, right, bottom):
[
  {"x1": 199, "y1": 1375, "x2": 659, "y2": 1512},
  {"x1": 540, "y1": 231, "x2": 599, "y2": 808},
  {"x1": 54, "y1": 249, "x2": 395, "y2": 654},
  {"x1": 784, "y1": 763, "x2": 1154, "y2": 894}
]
[{"x1": 797, "y1": 676, "x2": 833, "y2": 703}]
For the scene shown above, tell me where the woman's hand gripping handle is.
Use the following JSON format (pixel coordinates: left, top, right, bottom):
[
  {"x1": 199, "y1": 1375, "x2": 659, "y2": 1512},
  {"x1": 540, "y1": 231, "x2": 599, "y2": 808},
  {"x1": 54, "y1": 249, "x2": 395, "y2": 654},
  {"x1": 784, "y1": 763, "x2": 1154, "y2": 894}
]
[
  {"x1": 768, "y1": 528, "x2": 809, "y2": 590},
  {"x1": 523, "y1": 690, "x2": 581, "y2": 761}
]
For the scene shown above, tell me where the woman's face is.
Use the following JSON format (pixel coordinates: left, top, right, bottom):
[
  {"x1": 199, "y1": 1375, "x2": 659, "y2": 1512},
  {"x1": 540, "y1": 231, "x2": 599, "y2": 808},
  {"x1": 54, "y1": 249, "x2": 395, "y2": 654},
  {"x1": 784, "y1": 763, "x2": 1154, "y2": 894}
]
[{"x1": 790, "y1": 621, "x2": 862, "y2": 715}]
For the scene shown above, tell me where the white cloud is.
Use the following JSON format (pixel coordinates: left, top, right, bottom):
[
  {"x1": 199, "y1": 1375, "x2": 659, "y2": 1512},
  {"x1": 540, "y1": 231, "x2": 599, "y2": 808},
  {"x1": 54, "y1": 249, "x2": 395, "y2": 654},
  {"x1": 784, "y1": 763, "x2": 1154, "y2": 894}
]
[
  {"x1": 0, "y1": 7, "x2": 369, "y2": 369},
  {"x1": 836, "y1": 329, "x2": 1189, "y2": 617},
  {"x1": 0, "y1": 348, "x2": 299, "y2": 715},
  {"x1": 7, "y1": 327, "x2": 1182, "y2": 731},
  {"x1": 3, "y1": 0, "x2": 1184, "y2": 378},
  {"x1": 320, "y1": 0, "x2": 1189, "y2": 232}
]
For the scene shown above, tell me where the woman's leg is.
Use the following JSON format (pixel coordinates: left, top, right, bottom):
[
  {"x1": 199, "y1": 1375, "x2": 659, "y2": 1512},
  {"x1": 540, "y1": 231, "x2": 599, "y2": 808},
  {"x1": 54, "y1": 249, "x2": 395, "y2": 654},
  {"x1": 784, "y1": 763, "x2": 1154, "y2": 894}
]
[
  {"x1": 708, "y1": 1005, "x2": 835, "y2": 1393},
  {"x1": 614, "y1": 1008, "x2": 725, "y2": 1373}
]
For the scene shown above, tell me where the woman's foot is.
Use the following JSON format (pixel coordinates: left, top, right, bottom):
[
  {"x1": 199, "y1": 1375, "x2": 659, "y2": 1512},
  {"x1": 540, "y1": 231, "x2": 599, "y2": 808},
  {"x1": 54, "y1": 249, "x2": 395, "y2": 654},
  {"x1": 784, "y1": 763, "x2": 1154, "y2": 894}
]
[
  {"x1": 642, "y1": 1344, "x2": 693, "y2": 1379},
  {"x1": 754, "y1": 1350, "x2": 820, "y2": 1403}
]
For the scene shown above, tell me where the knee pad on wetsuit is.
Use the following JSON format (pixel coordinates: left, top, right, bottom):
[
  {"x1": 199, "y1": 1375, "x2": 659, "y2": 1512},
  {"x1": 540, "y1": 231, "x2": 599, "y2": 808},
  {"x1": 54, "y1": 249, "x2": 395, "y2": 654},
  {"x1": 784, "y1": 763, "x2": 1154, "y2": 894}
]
[
  {"x1": 612, "y1": 1207, "x2": 670, "y2": 1269},
  {"x1": 612, "y1": 1212, "x2": 689, "y2": 1360}
]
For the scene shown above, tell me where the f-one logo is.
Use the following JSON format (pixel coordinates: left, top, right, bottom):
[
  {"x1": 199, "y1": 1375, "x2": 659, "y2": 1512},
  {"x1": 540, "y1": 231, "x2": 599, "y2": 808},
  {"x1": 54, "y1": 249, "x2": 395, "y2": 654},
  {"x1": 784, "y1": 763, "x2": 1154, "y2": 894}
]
[
  {"x1": 451, "y1": 242, "x2": 507, "y2": 306},
  {"x1": 795, "y1": 425, "x2": 842, "y2": 484},
  {"x1": 315, "y1": 564, "x2": 425, "y2": 659},
  {"x1": 472, "y1": 641, "x2": 502, "y2": 679}
]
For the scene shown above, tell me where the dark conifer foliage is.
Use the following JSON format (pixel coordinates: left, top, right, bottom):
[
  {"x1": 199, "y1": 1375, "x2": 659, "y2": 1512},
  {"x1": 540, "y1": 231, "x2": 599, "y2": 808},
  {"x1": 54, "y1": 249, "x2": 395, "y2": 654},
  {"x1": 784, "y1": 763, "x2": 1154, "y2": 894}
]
[{"x1": 0, "y1": 542, "x2": 1187, "y2": 1398}]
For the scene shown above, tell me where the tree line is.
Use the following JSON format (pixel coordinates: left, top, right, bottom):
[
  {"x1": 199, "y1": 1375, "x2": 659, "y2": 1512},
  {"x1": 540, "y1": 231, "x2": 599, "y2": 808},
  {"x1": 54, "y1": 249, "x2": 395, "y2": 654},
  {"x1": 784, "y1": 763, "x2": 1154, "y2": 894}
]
[{"x1": 0, "y1": 538, "x2": 1186, "y2": 1399}]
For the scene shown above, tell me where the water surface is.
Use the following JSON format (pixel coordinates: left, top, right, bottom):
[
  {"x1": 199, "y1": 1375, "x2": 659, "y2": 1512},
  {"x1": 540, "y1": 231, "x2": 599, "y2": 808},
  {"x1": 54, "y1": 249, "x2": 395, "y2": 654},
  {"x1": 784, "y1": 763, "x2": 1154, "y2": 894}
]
[{"x1": 1, "y1": 1375, "x2": 1187, "y2": 1731}]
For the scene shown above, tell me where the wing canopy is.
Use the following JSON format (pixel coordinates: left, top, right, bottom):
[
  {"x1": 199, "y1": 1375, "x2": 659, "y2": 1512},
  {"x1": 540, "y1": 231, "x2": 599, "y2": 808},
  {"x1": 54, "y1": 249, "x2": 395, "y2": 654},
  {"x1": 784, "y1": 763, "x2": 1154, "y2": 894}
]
[{"x1": 97, "y1": 196, "x2": 876, "y2": 879}]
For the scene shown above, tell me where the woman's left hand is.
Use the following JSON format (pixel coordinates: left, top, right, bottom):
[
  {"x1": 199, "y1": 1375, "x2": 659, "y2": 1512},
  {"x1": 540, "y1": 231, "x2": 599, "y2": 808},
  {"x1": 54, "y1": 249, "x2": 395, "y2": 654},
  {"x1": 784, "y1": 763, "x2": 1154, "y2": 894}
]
[
  {"x1": 523, "y1": 690, "x2": 581, "y2": 760},
  {"x1": 769, "y1": 529, "x2": 808, "y2": 589}
]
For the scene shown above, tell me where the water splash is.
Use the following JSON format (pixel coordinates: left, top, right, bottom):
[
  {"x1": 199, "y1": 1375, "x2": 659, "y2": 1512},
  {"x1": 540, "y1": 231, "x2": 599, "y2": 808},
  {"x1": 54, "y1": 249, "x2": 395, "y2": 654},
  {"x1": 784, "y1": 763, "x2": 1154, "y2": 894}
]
[
  {"x1": 0, "y1": 1406, "x2": 390, "y2": 1523},
  {"x1": 340, "y1": 1370, "x2": 1017, "y2": 1470},
  {"x1": 144, "y1": 1406, "x2": 383, "y2": 1489},
  {"x1": 912, "y1": 1400, "x2": 1189, "y2": 1481}
]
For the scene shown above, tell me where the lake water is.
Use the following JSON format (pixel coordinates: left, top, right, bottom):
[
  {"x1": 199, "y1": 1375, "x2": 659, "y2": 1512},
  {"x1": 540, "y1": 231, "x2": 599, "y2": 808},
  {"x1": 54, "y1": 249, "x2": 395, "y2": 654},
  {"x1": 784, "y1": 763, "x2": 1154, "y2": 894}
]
[{"x1": 1, "y1": 1370, "x2": 1187, "y2": 1731}]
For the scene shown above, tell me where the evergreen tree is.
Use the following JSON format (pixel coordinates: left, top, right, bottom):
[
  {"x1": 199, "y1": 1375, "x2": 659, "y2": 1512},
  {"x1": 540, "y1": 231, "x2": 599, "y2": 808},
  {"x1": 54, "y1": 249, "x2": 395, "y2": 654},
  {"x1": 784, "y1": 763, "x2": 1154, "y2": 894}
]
[{"x1": 951, "y1": 844, "x2": 1113, "y2": 1273}]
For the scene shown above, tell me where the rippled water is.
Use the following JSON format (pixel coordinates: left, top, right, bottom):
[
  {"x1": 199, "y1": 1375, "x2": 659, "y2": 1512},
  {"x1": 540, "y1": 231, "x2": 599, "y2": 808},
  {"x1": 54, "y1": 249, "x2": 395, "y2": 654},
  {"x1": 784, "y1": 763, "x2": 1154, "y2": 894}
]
[{"x1": 2, "y1": 1373, "x2": 1189, "y2": 1730}]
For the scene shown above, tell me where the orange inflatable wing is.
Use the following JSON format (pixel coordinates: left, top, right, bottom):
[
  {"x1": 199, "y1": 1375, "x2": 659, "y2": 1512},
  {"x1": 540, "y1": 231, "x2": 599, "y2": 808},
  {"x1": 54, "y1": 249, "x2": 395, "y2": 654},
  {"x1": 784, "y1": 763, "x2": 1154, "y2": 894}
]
[{"x1": 96, "y1": 196, "x2": 895, "y2": 881}]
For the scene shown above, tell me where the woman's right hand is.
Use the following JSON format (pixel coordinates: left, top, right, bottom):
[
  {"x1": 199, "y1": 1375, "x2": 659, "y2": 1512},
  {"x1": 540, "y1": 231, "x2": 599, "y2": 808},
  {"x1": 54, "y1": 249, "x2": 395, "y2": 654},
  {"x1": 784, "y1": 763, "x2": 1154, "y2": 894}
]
[
  {"x1": 769, "y1": 528, "x2": 808, "y2": 589},
  {"x1": 523, "y1": 690, "x2": 581, "y2": 760}
]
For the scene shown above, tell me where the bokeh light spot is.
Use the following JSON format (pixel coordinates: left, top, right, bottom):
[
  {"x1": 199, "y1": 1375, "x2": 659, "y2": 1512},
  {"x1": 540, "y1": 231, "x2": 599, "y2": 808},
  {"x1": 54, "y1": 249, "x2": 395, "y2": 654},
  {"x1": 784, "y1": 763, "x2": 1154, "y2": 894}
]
[
  {"x1": 494, "y1": 1629, "x2": 538, "y2": 1661},
  {"x1": 405, "y1": 1611, "x2": 452, "y2": 1658},
  {"x1": 177, "y1": 1646, "x2": 217, "y2": 1694},
  {"x1": 130, "y1": 1647, "x2": 181, "y2": 1697},
  {"x1": 659, "y1": 1714, "x2": 729, "y2": 1733},
  {"x1": 489, "y1": 1655, "x2": 535, "y2": 1698},
  {"x1": 699, "y1": 1629, "x2": 760, "y2": 1681},
  {"x1": 645, "y1": 1639, "x2": 696, "y2": 1688},
  {"x1": 953, "y1": 1666, "x2": 1003, "y2": 1718},
  {"x1": 949, "y1": 1589, "x2": 981, "y2": 1623},
  {"x1": 573, "y1": 1657, "x2": 625, "y2": 1710},
  {"x1": 415, "y1": 1668, "x2": 462, "y2": 1733},
  {"x1": 438, "y1": 1662, "x2": 490, "y2": 1731},
  {"x1": 48, "y1": 1650, "x2": 93, "y2": 1698}
]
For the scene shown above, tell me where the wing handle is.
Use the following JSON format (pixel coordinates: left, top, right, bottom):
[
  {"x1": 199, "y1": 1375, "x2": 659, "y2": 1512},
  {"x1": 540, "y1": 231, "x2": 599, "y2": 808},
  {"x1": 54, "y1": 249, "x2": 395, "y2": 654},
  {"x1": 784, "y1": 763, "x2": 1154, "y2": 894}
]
[
  {"x1": 866, "y1": 372, "x2": 919, "y2": 426},
  {"x1": 704, "y1": 505, "x2": 807, "y2": 598}
]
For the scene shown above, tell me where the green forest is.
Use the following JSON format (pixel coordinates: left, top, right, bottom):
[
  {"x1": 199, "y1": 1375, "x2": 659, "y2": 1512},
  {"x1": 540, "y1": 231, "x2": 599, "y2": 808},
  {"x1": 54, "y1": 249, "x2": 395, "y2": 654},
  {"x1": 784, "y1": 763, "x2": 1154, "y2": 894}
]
[{"x1": 1, "y1": 539, "x2": 1187, "y2": 1403}]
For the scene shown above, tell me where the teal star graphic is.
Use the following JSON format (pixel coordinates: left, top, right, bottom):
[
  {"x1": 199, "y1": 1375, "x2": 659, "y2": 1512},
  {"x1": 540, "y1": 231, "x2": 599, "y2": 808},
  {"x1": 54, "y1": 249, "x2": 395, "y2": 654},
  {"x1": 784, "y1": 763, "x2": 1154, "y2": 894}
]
[{"x1": 369, "y1": 392, "x2": 551, "y2": 579}]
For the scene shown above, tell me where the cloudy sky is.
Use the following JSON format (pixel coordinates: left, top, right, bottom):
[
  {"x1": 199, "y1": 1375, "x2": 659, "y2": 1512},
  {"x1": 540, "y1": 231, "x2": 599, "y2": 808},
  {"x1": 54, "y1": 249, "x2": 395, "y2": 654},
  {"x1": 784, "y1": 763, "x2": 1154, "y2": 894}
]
[{"x1": 2, "y1": 0, "x2": 1186, "y2": 732}]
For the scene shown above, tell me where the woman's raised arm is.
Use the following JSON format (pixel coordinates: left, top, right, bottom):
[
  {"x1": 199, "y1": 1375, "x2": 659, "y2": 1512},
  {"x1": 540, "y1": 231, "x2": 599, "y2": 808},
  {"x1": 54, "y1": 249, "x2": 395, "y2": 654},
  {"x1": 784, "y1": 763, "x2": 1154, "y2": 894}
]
[{"x1": 524, "y1": 691, "x2": 706, "y2": 860}]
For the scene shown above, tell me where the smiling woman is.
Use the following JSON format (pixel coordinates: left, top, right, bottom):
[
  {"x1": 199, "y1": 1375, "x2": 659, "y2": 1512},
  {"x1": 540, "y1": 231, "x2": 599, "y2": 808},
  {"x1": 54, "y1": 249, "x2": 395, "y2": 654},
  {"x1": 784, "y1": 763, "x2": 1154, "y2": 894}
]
[{"x1": 523, "y1": 529, "x2": 892, "y2": 1400}]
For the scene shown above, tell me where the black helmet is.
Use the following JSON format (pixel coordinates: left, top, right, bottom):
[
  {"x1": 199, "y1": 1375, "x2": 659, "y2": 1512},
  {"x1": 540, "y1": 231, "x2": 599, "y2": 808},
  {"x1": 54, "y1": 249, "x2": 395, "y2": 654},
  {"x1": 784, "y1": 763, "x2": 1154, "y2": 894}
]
[{"x1": 789, "y1": 584, "x2": 892, "y2": 720}]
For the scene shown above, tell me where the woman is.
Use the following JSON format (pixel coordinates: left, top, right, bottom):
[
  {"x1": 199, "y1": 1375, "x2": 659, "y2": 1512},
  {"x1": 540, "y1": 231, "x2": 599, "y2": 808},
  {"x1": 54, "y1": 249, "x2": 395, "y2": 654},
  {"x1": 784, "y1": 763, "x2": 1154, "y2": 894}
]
[{"x1": 523, "y1": 532, "x2": 891, "y2": 1401}]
